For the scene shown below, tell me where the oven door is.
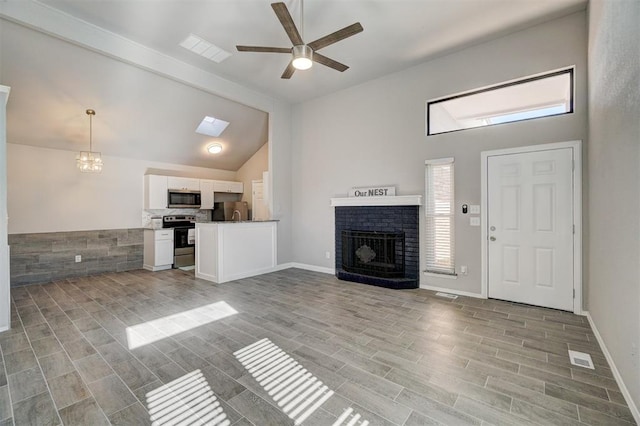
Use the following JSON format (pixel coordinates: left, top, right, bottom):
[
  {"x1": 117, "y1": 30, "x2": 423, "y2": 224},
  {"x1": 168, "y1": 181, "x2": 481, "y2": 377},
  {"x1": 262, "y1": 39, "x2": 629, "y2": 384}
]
[{"x1": 173, "y1": 227, "x2": 195, "y2": 267}]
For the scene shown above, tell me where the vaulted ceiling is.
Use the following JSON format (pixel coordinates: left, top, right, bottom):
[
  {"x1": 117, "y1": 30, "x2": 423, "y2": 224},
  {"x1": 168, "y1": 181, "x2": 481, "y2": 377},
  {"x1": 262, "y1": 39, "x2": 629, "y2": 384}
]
[{"x1": 0, "y1": 0, "x2": 587, "y2": 169}]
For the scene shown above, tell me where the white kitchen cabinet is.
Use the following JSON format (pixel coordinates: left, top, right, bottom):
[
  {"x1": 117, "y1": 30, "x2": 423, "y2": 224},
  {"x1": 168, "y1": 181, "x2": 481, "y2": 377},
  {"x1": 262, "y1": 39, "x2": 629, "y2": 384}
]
[
  {"x1": 200, "y1": 179, "x2": 214, "y2": 209},
  {"x1": 144, "y1": 175, "x2": 168, "y2": 209},
  {"x1": 195, "y1": 221, "x2": 277, "y2": 283},
  {"x1": 212, "y1": 180, "x2": 244, "y2": 193},
  {"x1": 143, "y1": 229, "x2": 174, "y2": 271},
  {"x1": 167, "y1": 177, "x2": 200, "y2": 191}
]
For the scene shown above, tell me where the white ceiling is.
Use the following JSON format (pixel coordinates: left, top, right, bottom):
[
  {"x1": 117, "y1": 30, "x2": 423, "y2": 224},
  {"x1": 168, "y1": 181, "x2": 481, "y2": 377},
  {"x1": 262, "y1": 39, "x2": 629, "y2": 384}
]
[
  {"x1": 0, "y1": 0, "x2": 587, "y2": 169},
  {"x1": 36, "y1": 0, "x2": 587, "y2": 104}
]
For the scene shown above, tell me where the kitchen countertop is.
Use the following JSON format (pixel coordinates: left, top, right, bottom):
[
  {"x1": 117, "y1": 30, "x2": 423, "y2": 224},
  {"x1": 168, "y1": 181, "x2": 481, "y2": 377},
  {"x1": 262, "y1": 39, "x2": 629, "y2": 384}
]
[
  {"x1": 144, "y1": 220, "x2": 278, "y2": 229},
  {"x1": 196, "y1": 220, "x2": 279, "y2": 224}
]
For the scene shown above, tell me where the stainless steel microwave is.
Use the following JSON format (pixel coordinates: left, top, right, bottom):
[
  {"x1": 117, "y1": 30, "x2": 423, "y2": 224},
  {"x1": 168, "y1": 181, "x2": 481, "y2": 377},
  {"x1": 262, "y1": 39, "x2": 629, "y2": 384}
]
[{"x1": 167, "y1": 190, "x2": 201, "y2": 208}]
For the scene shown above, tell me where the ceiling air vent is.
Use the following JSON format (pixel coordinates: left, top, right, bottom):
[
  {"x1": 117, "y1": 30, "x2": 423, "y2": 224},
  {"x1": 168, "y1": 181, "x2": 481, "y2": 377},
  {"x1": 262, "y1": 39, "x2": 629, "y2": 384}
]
[{"x1": 180, "y1": 34, "x2": 231, "y2": 63}]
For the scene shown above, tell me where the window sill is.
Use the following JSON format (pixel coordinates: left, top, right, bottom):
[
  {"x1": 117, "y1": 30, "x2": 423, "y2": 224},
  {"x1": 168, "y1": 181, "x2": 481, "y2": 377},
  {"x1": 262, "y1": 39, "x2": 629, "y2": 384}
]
[{"x1": 424, "y1": 271, "x2": 458, "y2": 280}]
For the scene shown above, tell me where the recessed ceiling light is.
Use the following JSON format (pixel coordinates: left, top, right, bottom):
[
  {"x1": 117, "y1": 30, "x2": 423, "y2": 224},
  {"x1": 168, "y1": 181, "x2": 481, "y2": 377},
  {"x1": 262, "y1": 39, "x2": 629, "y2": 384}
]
[
  {"x1": 207, "y1": 143, "x2": 223, "y2": 154},
  {"x1": 196, "y1": 116, "x2": 230, "y2": 137},
  {"x1": 180, "y1": 33, "x2": 231, "y2": 63}
]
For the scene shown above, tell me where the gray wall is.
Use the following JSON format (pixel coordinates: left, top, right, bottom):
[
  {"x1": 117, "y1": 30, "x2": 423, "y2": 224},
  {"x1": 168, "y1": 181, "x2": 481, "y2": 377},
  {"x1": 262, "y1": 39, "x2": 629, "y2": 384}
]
[
  {"x1": 291, "y1": 12, "x2": 588, "y2": 296},
  {"x1": 587, "y1": 0, "x2": 640, "y2": 414}
]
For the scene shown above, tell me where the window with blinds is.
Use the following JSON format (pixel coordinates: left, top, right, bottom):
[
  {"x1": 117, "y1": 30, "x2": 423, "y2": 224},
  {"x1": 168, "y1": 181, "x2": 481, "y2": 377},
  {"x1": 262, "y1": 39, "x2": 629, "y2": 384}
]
[{"x1": 425, "y1": 158, "x2": 456, "y2": 275}]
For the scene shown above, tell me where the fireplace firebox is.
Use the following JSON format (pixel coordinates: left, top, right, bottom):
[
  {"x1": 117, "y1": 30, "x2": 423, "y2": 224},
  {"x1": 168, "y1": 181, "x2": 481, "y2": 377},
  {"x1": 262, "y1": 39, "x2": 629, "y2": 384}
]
[
  {"x1": 335, "y1": 205, "x2": 419, "y2": 289},
  {"x1": 342, "y1": 231, "x2": 404, "y2": 278}
]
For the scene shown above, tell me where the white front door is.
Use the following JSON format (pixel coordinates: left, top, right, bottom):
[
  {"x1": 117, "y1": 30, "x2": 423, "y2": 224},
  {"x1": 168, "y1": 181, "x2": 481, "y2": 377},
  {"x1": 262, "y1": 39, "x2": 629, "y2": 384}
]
[{"x1": 487, "y1": 147, "x2": 574, "y2": 311}]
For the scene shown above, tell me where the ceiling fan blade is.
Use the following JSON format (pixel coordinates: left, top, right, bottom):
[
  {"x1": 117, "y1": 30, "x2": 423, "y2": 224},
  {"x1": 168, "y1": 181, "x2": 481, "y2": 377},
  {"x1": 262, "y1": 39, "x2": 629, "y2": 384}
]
[
  {"x1": 308, "y1": 22, "x2": 363, "y2": 51},
  {"x1": 313, "y1": 52, "x2": 349, "y2": 72},
  {"x1": 236, "y1": 46, "x2": 292, "y2": 53},
  {"x1": 272, "y1": 2, "x2": 304, "y2": 46},
  {"x1": 281, "y1": 62, "x2": 296, "y2": 79}
]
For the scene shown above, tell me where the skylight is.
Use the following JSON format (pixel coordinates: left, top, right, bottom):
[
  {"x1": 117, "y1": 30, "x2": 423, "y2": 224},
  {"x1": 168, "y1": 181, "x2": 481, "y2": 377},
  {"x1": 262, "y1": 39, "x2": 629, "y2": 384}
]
[
  {"x1": 196, "y1": 116, "x2": 230, "y2": 137},
  {"x1": 180, "y1": 33, "x2": 231, "y2": 63}
]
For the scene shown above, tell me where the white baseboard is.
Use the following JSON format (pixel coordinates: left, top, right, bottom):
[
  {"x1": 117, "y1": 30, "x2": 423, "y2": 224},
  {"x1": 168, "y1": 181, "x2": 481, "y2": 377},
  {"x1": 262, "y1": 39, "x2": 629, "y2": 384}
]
[
  {"x1": 271, "y1": 262, "x2": 295, "y2": 272},
  {"x1": 584, "y1": 311, "x2": 640, "y2": 424},
  {"x1": 420, "y1": 284, "x2": 485, "y2": 299},
  {"x1": 274, "y1": 262, "x2": 334, "y2": 275},
  {"x1": 289, "y1": 263, "x2": 335, "y2": 275}
]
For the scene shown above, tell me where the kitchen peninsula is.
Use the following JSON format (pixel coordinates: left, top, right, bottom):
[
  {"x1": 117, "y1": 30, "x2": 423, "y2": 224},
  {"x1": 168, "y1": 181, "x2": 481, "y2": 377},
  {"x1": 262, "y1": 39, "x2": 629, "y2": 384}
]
[{"x1": 195, "y1": 221, "x2": 277, "y2": 283}]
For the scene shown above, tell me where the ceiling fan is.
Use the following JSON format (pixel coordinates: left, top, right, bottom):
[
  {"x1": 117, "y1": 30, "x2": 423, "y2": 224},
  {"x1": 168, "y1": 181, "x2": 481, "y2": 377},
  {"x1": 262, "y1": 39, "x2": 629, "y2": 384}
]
[{"x1": 236, "y1": 1, "x2": 363, "y2": 79}]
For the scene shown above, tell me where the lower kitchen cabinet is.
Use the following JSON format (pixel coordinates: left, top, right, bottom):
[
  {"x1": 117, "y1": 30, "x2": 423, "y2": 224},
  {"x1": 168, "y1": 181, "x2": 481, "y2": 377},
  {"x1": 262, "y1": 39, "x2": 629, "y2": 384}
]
[
  {"x1": 143, "y1": 229, "x2": 174, "y2": 271},
  {"x1": 195, "y1": 221, "x2": 277, "y2": 283}
]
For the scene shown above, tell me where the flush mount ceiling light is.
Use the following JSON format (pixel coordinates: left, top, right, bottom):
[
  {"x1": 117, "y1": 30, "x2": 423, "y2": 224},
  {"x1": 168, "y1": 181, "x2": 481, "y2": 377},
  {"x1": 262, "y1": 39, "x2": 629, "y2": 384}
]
[
  {"x1": 76, "y1": 109, "x2": 103, "y2": 173},
  {"x1": 196, "y1": 116, "x2": 230, "y2": 137},
  {"x1": 207, "y1": 143, "x2": 223, "y2": 154}
]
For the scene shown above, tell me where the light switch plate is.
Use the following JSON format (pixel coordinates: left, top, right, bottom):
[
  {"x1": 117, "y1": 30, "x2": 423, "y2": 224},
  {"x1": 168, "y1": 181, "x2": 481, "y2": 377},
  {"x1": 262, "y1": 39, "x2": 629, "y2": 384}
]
[
  {"x1": 470, "y1": 205, "x2": 481, "y2": 214},
  {"x1": 470, "y1": 217, "x2": 480, "y2": 226}
]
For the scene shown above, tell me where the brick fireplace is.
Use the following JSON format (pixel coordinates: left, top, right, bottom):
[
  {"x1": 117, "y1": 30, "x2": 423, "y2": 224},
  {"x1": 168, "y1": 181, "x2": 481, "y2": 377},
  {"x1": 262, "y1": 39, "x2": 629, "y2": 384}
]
[{"x1": 332, "y1": 196, "x2": 421, "y2": 289}]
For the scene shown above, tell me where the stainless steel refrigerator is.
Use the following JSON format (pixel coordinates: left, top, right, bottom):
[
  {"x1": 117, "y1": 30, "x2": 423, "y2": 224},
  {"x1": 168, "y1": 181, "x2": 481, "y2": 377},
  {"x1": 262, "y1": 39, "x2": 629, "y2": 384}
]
[{"x1": 212, "y1": 201, "x2": 249, "y2": 221}]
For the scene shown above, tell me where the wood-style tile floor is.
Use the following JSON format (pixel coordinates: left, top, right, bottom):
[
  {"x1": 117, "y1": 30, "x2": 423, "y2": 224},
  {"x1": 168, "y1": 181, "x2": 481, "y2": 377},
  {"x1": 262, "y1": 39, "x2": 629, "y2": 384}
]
[{"x1": 0, "y1": 268, "x2": 636, "y2": 425}]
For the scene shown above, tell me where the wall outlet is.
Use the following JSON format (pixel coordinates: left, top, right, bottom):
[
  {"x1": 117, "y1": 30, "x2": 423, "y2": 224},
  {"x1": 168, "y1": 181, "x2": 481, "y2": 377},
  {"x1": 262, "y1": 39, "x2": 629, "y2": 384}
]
[
  {"x1": 75, "y1": 255, "x2": 82, "y2": 263},
  {"x1": 325, "y1": 251, "x2": 331, "y2": 259},
  {"x1": 470, "y1": 217, "x2": 480, "y2": 226},
  {"x1": 460, "y1": 265, "x2": 468, "y2": 275},
  {"x1": 470, "y1": 205, "x2": 481, "y2": 214}
]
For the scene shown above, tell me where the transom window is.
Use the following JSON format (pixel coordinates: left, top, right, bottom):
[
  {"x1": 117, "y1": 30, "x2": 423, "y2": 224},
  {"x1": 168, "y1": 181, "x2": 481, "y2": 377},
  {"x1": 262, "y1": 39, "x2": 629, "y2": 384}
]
[{"x1": 426, "y1": 67, "x2": 574, "y2": 135}]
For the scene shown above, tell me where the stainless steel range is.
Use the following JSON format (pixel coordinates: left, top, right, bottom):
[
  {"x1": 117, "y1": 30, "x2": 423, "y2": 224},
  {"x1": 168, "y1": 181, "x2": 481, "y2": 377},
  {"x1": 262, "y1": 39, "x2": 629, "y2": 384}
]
[{"x1": 162, "y1": 215, "x2": 196, "y2": 268}]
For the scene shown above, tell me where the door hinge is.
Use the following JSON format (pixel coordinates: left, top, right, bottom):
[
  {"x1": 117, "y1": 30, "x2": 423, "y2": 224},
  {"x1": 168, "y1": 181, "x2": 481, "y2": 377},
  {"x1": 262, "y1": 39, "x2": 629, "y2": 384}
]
[
  {"x1": 572, "y1": 224, "x2": 575, "y2": 234},
  {"x1": 573, "y1": 289, "x2": 576, "y2": 298},
  {"x1": 572, "y1": 159, "x2": 575, "y2": 171}
]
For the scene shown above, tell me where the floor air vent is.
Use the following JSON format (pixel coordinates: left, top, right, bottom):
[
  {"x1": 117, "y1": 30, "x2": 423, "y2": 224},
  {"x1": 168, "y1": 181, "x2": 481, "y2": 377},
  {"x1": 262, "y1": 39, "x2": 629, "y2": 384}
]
[
  {"x1": 435, "y1": 292, "x2": 459, "y2": 300},
  {"x1": 568, "y1": 350, "x2": 595, "y2": 369}
]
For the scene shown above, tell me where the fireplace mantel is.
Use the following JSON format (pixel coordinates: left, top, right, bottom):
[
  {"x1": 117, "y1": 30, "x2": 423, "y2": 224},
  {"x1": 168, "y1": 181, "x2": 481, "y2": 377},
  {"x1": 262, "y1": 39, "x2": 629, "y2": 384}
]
[{"x1": 330, "y1": 195, "x2": 422, "y2": 207}]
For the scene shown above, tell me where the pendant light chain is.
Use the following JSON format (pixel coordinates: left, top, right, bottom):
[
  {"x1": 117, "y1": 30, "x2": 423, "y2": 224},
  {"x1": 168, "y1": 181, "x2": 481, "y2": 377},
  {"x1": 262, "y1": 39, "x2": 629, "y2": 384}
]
[{"x1": 89, "y1": 111, "x2": 93, "y2": 152}]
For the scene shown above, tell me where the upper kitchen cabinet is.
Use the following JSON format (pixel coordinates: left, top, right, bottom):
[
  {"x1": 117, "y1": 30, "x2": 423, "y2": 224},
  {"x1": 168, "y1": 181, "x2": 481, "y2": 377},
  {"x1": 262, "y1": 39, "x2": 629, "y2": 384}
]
[
  {"x1": 200, "y1": 179, "x2": 214, "y2": 209},
  {"x1": 213, "y1": 180, "x2": 243, "y2": 193},
  {"x1": 144, "y1": 175, "x2": 168, "y2": 209},
  {"x1": 167, "y1": 177, "x2": 200, "y2": 191}
]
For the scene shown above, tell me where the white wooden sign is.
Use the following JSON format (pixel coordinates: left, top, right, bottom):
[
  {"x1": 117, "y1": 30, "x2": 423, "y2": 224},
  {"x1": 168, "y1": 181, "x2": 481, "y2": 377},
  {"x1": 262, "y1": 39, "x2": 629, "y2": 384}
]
[{"x1": 348, "y1": 186, "x2": 396, "y2": 197}]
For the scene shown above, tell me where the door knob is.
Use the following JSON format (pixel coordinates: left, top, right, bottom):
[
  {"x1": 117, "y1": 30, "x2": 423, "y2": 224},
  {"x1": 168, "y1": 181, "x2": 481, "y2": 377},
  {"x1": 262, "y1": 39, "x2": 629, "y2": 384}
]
[{"x1": 490, "y1": 236, "x2": 496, "y2": 241}]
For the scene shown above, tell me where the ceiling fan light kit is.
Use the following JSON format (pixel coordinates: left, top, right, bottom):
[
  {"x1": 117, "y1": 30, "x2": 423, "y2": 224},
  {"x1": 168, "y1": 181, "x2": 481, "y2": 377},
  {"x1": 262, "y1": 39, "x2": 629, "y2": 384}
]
[
  {"x1": 236, "y1": 1, "x2": 363, "y2": 79},
  {"x1": 292, "y1": 45, "x2": 313, "y2": 70}
]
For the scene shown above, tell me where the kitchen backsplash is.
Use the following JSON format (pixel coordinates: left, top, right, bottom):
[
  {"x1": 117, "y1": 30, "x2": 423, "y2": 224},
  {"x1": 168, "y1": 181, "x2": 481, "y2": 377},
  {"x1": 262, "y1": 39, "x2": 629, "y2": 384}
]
[{"x1": 142, "y1": 209, "x2": 210, "y2": 228}]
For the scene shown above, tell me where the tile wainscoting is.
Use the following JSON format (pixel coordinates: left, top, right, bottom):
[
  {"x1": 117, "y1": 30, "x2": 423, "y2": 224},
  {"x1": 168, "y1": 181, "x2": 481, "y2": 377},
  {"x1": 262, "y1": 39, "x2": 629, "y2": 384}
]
[{"x1": 8, "y1": 229, "x2": 143, "y2": 286}]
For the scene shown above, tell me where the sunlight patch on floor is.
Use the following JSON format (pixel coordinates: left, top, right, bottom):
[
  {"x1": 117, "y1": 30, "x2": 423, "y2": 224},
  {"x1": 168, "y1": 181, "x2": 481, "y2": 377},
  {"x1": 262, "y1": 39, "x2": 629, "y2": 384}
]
[
  {"x1": 234, "y1": 338, "x2": 369, "y2": 425},
  {"x1": 146, "y1": 369, "x2": 230, "y2": 426},
  {"x1": 126, "y1": 301, "x2": 237, "y2": 350}
]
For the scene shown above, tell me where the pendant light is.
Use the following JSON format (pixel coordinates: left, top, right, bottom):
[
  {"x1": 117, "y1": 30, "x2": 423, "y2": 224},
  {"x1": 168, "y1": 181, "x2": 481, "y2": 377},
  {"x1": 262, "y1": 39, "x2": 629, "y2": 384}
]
[{"x1": 76, "y1": 109, "x2": 103, "y2": 172}]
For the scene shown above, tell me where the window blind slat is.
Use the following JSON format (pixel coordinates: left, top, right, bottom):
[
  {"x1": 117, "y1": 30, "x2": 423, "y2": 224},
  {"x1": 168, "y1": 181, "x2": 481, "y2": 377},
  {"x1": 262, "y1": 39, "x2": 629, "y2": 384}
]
[{"x1": 425, "y1": 160, "x2": 455, "y2": 275}]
